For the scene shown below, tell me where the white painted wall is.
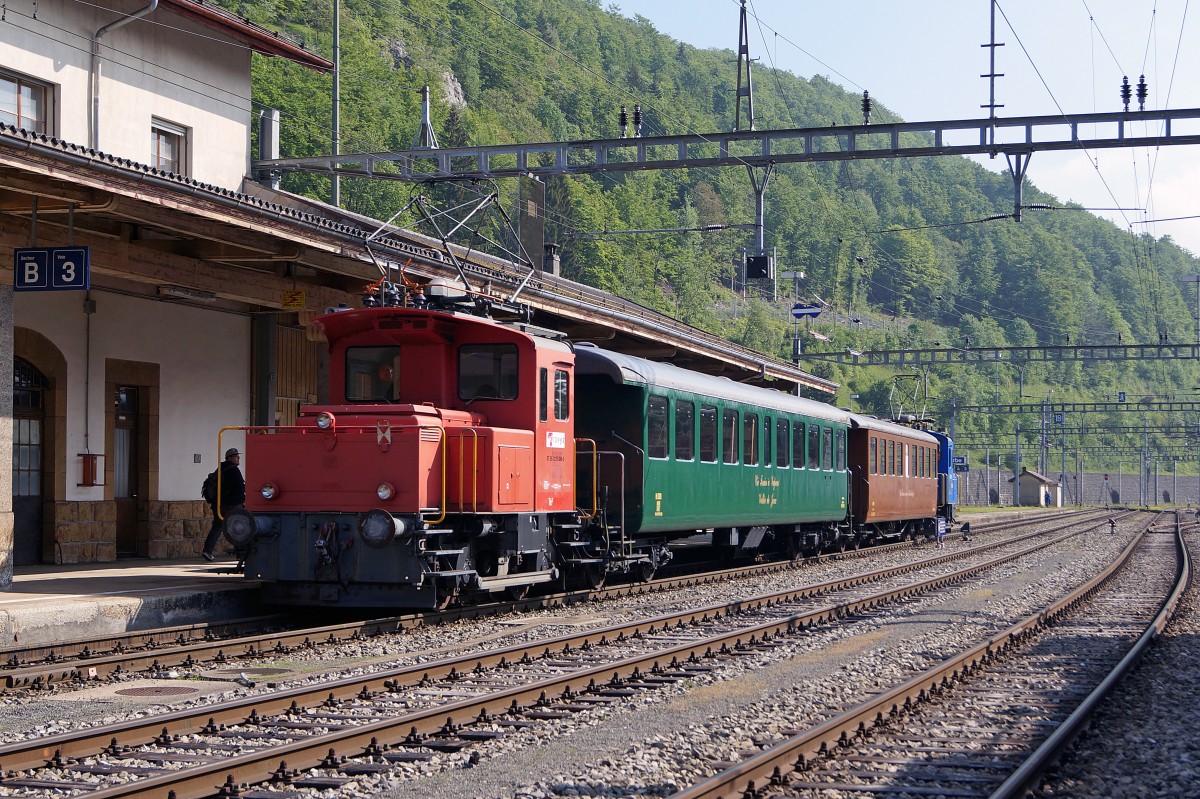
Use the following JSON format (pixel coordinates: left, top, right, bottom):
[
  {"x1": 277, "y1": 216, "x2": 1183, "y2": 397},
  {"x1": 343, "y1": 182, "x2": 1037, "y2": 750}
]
[
  {"x1": 1, "y1": 1, "x2": 252, "y2": 188},
  {"x1": 14, "y1": 292, "x2": 250, "y2": 501}
]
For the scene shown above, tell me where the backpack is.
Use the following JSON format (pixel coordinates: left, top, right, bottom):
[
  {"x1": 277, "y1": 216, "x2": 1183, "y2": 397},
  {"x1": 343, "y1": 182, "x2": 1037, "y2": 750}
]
[{"x1": 201, "y1": 469, "x2": 219, "y2": 504}]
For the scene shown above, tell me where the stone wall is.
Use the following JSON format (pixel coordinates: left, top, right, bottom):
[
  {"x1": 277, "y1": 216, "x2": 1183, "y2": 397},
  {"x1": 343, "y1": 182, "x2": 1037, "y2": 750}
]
[
  {"x1": 47, "y1": 500, "x2": 210, "y2": 563},
  {"x1": 958, "y1": 470, "x2": 1200, "y2": 507}
]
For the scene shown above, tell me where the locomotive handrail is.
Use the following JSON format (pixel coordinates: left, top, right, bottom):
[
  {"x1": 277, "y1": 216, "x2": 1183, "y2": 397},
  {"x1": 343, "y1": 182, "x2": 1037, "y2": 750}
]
[
  {"x1": 575, "y1": 438, "x2": 598, "y2": 520},
  {"x1": 448, "y1": 428, "x2": 480, "y2": 513}
]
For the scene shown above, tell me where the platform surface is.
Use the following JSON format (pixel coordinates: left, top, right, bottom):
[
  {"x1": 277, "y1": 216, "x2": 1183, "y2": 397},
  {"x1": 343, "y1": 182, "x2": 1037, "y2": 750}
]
[{"x1": 0, "y1": 556, "x2": 262, "y2": 648}]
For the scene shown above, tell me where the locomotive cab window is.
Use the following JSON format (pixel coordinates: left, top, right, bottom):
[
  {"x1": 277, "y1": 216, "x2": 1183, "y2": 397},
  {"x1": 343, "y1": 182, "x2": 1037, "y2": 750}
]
[
  {"x1": 676, "y1": 400, "x2": 695, "y2": 461},
  {"x1": 459, "y1": 344, "x2": 518, "y2": 402},
  {"x1": 647, "y1": 396, "x2": 669, "y2": 459},
  {"x1": 539, "y1": 368, "x2": 548, "y2": 422},
  {"x1": 554, "y1": 369, "x2": 569, "y2": 420},
  {"x1": 346, "y1": 346, "x2": 401, "y2": 402}
]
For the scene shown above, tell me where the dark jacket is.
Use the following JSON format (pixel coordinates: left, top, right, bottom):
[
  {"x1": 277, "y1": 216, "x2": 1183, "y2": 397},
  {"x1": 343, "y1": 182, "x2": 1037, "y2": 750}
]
[{"x1": 217, "y1": 460, "x2": 246, "y2": 511}]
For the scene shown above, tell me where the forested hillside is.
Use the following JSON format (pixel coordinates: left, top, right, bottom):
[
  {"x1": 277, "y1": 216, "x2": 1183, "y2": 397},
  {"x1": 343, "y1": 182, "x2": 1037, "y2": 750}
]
[{"x1": 230, "y1": 0, "x2": 1200, "y2": 457}]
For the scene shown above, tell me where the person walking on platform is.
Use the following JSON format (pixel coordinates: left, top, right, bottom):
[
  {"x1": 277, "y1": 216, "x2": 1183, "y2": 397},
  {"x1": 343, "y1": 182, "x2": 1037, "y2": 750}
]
[{"x1": 203, "y1": 448, "x2": 245, "y2": 561}]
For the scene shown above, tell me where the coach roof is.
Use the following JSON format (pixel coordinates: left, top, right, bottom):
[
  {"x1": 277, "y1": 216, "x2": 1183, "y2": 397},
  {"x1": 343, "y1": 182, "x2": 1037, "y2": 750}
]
[
  {"x1": 575, "y1": 344, "x2": 850, "y2": 424},
  {"x1": 849, "y1": 414, "x2": 939, "y2": 444}
]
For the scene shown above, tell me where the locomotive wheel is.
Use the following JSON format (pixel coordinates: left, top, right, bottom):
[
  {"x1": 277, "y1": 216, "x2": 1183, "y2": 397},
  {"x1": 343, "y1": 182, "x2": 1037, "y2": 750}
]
[
  {"x1": 570, "y1": 563, "x2": 606, "y2": 591},
  {"x1": 505, "y1": 584, "x2": 531, "y2": 601}
]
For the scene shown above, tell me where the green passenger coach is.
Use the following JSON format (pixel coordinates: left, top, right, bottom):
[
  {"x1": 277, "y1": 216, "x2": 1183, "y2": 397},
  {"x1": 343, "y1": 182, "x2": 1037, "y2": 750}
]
[{"x1": 574, "y1": 345, "x2": 851, "y2": 562}]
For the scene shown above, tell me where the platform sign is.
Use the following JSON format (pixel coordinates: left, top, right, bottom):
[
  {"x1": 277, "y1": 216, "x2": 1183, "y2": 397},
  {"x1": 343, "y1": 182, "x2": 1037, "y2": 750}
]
[
  {"x1": 1118, "y1": 391, "x2": 1127, "y2": 403},
  {"x1": 14, "y1": 247, "x2": 90, "y2": 292},
  {"x1": 791, "y1": 303, "x2": 822, "y2": 319},
  {"x1": 1053, "y1": 412, "x2": 1064, "y2": 424},
  {"x1": 953, "y1": 463, "x2": 970, "y2": 473},
  {"x1": 952, "y1": 455, "x2": 968, "y2": 466}
]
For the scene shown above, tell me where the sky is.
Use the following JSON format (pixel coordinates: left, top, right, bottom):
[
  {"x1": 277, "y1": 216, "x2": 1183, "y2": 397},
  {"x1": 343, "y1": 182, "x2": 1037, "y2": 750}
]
[{"x1": 613, "y1": 0, "x2": 1200, "y2": 256}]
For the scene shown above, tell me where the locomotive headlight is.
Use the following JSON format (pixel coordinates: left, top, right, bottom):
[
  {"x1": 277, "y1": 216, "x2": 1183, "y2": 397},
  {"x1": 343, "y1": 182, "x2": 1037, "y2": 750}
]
[
  {"x1": 360, "y1": 509, "x2": 404, "y2": 548},
  {"x1": 260, "y1": 483, "x2": 279, "y2": 500},
  {"x1": 224, "y1": 509, "x2": 258, "y2": 547},
  {"x1": 376, "y1": 482, "x2": 395, "y2": 501},
  {"x1": 315, "y1": 411, "x2": 336, "y2": 430}
]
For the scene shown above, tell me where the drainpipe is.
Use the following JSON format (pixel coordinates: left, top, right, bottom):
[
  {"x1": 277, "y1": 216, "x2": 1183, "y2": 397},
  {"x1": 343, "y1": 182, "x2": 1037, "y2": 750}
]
[{"x1": 90, "y1": 1, "x2": 159, "y2": 150}]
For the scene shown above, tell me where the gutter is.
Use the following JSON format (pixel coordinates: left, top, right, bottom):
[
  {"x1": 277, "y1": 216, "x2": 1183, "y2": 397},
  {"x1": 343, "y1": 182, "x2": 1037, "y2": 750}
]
[{"x1": 90, "y1": 0, "x2": 160, "y2": 150}]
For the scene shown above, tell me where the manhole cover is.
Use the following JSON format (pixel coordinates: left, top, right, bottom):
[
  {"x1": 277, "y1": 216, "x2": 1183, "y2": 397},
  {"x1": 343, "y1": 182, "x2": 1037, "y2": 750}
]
[
  {"x1": 115, "y1": 686, "x2": 200, "y2": 697},
  {"x1": 210, "y1": 668, "x2": 289, "y2": 676}
]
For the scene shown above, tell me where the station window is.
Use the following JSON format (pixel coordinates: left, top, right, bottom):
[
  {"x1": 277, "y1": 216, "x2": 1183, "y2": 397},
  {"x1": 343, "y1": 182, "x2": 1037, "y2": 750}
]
[
  {"x1": 822, "y1": 427, "x2": 833, "y2": 470},
  {"x1": 647, "y1": 396, "x2": 669, "y2": 459},
  {"x1": 743, "y1": 413, "x2": 759, "y2": 465},
  {"x1": 722, "y1": 409, "x2": 739, "y2": 464},
  {"x1": 775, "y1": 419, "x2": 790, "y2": 468},
  {"x1": 676, "y1": 400, "x2": 695, "y2": 461},
  {"x1": 836, "y1": 430, "x2": 846, "y2": 471},
  {"x1": 793, "y1": 423, "x2": 806, "y2": 469},
  {"x1": 700, "y1": 405, "x2": 718, "y2": 463},
  {"x1": 346, "y1": 346, "x2": 401, "y2": 402},
  {"x1": 869, "y1": 437, "x2": 878, "y2": 474},
  {"x1": 1, "y1": 71, "x2": 51, "y2": 134},
  {"x1": 807, "y1": 424, "x2": 821, "y2": 470},
  {"x1": 151, "y1": 118, "x2": 188, "y2": 174},
  {"x1": 554, "y1": 369, "x2": 569, "y2": 420},
  {"x1": 459, "y1": 344, "x2": 518, "y2": 402}
]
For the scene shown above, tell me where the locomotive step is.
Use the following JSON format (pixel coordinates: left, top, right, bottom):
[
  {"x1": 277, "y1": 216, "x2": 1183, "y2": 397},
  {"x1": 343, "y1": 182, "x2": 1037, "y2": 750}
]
[
  {"x1": 424, "y1": 549, "x2": 465, "y2": 557},
  {"x1": 477, "y1": 570, "x2": 557, "y2": 590}
]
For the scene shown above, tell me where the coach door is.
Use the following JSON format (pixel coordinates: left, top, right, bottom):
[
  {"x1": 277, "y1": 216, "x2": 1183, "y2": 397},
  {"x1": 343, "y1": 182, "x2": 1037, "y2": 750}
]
[
  {"x1": 113, "y1": 386, "x2": 140, "y2": 556},
  {"x1": 13, "y1": 358, "x2": 46, "y2": 566}
]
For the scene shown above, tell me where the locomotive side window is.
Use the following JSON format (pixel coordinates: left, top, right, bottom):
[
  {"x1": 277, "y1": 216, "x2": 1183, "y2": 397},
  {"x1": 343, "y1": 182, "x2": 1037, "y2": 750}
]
[
  {"x1": 700, "y1": 405, "x2": 718, "y2": 463},
  {"x1": 793, "y1": 423, "x2": 806, "y2": 469},
  {"x1": 807, "y1": 424, "x2": 820, "y2": 470},
  {"x1": 346, "y1": 346, "x2": 401, "y2": 402},
  {"x1": 539, "y1": 368, "x2": 548, "y2": 422},
  {"x1": 836, "y1": 430, "x2": 846, "y2": 471},
  {"x1": 743, "y1": 413, "x2": 759, "y2": 465},
  {"x1": 822, "y1": 427, "x2": 833, "y2": 471},
  {"x1": 869, "y1": 436, "x2": 877, "y2": 474},
  {"x1": 775, "y1": 419, "x2": 789, "y2": 468},
  {"x1": 647, "y1": 396, "x2": 669, "y2": 459},
  {"x1": 554, "y1": 369, "x2": 569, "y2": 420},
  {"x1": 676, "y1": 400, "x2": 695, "y2": 461},
  {"x1": 722, "y1": 409, "x2": 739, "y2": 464},
  {"x1": 459, "y1": 344, "x2": 518, "y2": 401}
]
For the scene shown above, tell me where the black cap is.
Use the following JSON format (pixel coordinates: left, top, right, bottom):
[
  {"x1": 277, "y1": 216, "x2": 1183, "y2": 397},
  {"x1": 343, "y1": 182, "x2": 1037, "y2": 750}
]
[{"x1": 225, "y1": 448, "x2": 240, "y2": 459}]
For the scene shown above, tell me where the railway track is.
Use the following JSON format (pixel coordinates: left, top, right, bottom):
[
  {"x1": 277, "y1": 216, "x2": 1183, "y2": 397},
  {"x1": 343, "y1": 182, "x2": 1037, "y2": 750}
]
[
  {"x1": 668, "y1": 511, "x2": 1186, "y2": 799},
  {"x1": 0, "y1": 511, "x2": 1133, "y2": 797},
  {"x1": 0, "y1": 510, "x2": 1112, "y2": 692}
]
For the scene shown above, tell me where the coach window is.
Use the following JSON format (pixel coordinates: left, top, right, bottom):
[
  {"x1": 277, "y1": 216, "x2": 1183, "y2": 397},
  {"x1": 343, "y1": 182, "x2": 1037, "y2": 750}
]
[
  {"x1": 836, "y1": 430, "x2": 846, "y2": 471},
  {"x1": 888, "y1": 440, "x2": 896, "y2": 475},
  {"x1": 775, "y1": 419, "x2": 789, "y2": 468},
  {"x1": 722, "y1": 409, "x2": 739, "y2": 464},
  {"x1": 700, "y1": 405, "x2": 718, "y2": 463},
  {"x1": 676, "y1": 400, "x2": 695, "y2": 461},
  {"x1": 743, "y1": 413, "x2": 759, "y2": 465},
  {"x1": 763, "y1": 417, "x2": 772, "y2": 466},
  {"x1": 459, "y1": 344, "x2": 518, "y2": 401},
  {"x1": 554, "y1": 369, "x2": 569, "y2": 420},
  {"x1": 808, "y1": 424, "x2": 821, "y2": 470},
  {"x1": 869, "y1": 437, "x2": 877, "y2": 474},
  {"x1": 904, "y1": 444, "x2": 911, "y2": 476},
  {"x1": 647, "y1": 396, "x2": 669, "y2": 459},
  {"x1": 346, "y1": 346, "x2": 401, "y2": 402},
  {"x1": 822, "y1": 428, "x2": 833, "y2": 470},
  {"x1": 793, "y1": 422, "x2": 806, "y2": 469}
]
